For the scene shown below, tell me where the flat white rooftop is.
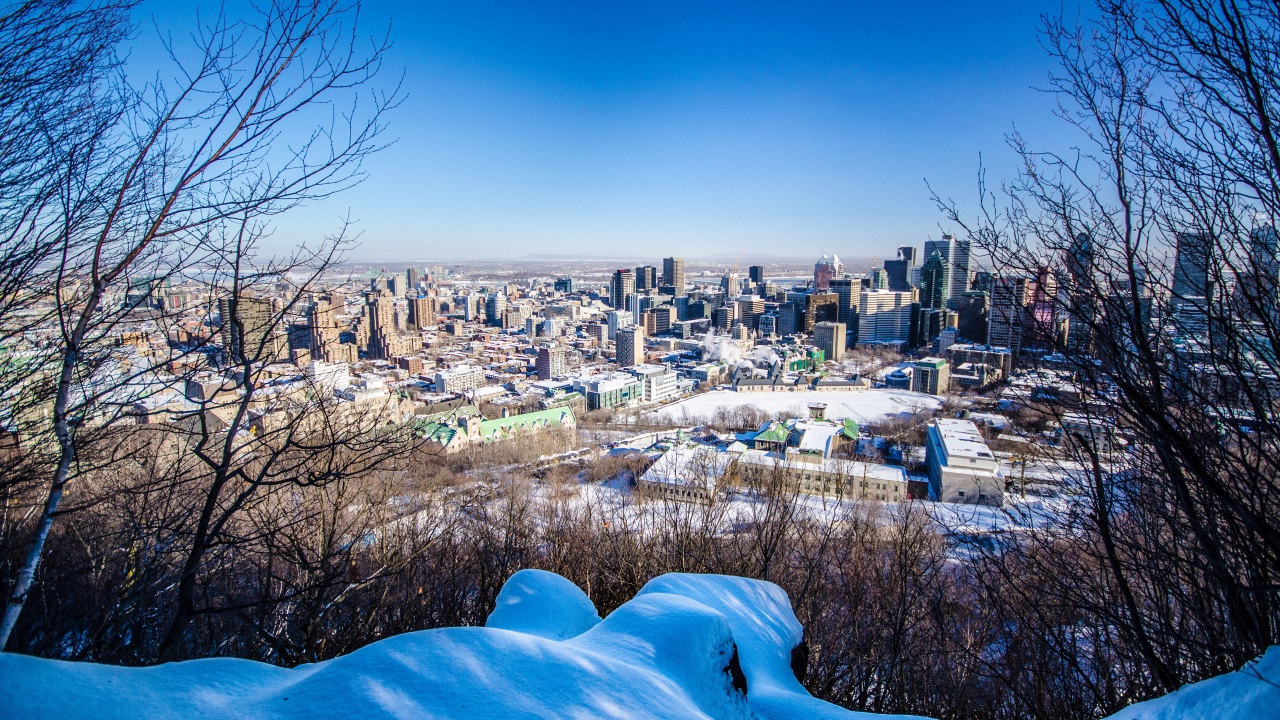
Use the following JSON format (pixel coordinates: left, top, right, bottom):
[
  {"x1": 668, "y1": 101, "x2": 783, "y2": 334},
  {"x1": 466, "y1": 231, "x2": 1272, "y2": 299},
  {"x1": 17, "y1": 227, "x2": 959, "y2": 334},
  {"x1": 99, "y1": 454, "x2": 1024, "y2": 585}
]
[{"x1": 932, "y1": 418, "x2": 996, "y2": 463}]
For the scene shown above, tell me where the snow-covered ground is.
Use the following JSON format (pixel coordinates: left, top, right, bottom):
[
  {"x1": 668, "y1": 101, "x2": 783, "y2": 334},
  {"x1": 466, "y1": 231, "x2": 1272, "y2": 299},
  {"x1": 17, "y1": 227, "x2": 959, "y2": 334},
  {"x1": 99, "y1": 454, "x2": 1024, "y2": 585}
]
[
  {"x1": 1104, "y1": 645, "x2": 1280, "y2": 720},
  {"x1": 648, "y1": 390, "x2": 942, "y2": 425},
  {"x1": 0, "y1": 570, "x2": 929, "y2": 720}
]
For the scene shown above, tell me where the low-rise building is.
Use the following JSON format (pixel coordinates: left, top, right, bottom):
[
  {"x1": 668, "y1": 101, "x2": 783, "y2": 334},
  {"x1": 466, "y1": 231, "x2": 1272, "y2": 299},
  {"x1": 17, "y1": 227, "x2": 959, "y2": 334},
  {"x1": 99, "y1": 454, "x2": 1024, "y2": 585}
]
[
  {"x1": 628, "y1": 363, "x2": 682, "y2": 404},
  {"x1": 925, "y1": 418, "x2": 1002, "y2": 505},
  {"x1": 573, "y1": 372, "x2": 644, "y2": 411},
  {"x1": 434, "y1": 365, "x2": 486, "y2": 394}
]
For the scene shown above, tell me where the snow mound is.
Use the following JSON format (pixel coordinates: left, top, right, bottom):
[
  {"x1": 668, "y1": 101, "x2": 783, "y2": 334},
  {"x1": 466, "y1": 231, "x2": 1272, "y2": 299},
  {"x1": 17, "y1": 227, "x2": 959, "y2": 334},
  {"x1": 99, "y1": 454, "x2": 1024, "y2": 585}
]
[
  {"x1": 640, "y1": 574, "x2": 929, "y2": 720},
  {"x1": 0, "y1": 571, "x2": 932, "y2": 720},
  {"x1": 485, "y1": 568, "x2": 601, "y2": 640},
  {"x1": 1103, "y1": 646, "x2": 1280, "y2": 720}
]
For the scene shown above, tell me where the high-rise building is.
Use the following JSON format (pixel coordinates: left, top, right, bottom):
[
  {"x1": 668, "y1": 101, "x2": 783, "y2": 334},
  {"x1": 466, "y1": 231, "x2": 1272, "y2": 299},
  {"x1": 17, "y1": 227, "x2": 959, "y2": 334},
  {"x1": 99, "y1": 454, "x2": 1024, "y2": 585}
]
[
  {"x1": 803, "y1": 292, "x2": 840, "y2": 333},
  {"x1": 1065, "y1": 232, "x2": 1096, "y2": 353},
  {"x1": 953, "y1": 291, "x2": 990, "y2": 344},
  {"x1": 812, "y1": 321, "x2": 846, "y2": 362},
  {"x1": 554, "y1": 276, "x2": 575, "y2": 294},
  {"x1": 749, "y1": 265, "x2": 765, "y2": 284},
  {"x1": 858, "y1": 290, "x2": 914, "y2": 343},
  {"x1": 988, "y1": 276, "x2": 1032, "y2": 354},
  {"x1": 606, "y1": 309, "x2": 632, "y2": 339},
  {"x1": 721, "y1": 271, "x2": 740, "y2": 297},
  {"x1": 1172, "y1": 231, "x2": 1213, "y2": 304},
  {"x1": 368, "y1": 294, "x2": 404, "y2": 360},
  {"x1": 485, "y1": 293, "x2": 507, "y2": 327},
  {"x1": 920, "y1": 251, "x2": 947, "y2": 310},
  {"x1": 829, "y1": 277, "x2": 858, "y2": 325},
  {"x1": 408, "y1": 296, "x2": 436, "y2": 330},
  {"x1": 306, "y1": 297, "x2": 346, "y2": 363},
  {"x1": 923, "y1": 236, "x2": 955, "y2": 306},
  {"x1": 949, "y1": 235, "x2": 972, "y2": 300},
  {"x1": 662, "y1": 257, "x2": 686, "y2": 297},
  {"x1": 220, "y1": 295, "x2": 284, "y2": 364},
  {"x1": 504, "y1": 304, "x2": 532, "y2": 330},
  {"x1": 813, "y1": 254, "x2": 842, "y2": 291},
  {"x1": 616, "y1": 326, "x2": 645, "y2": 368},
  {"x1": 884, "y1": 246, "x2": 917, "y2": 292},
  {"x1": 736, "y1": 297, "x2": 764, "y2": 330},
  {"x1": 652, "y1": 305, "x2": 677, "y2": 334},
  {"x1": 406, "y1": 267, "x2": 419, "y2": 292},
  {"x1": 713, "y1": 304, "x2": 737, "y2": 330},
  {"x1": 536, "y1": 344, "x2": 567, "y2": 380},
  {"x1": 635, "y1": 265, "x2": 658, "y2": 291},
  {"x1": 611, "y1": 269, "x2": 636, "y2": 310}
]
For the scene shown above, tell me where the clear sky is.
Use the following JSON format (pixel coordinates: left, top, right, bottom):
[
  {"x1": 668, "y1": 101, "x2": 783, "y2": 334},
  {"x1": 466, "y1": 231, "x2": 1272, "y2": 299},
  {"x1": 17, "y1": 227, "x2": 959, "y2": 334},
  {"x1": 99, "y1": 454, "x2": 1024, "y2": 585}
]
[{"x1": 137, "y1": 1, "x2": 1087, "y2": 262}]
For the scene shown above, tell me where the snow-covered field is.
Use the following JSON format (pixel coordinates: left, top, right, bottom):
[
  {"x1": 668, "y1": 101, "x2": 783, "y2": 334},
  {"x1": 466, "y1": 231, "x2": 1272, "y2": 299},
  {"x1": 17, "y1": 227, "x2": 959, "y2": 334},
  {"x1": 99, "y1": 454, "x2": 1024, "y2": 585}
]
[{"x1": 649, "y1": 389, "x2": 942, "y2": 424}]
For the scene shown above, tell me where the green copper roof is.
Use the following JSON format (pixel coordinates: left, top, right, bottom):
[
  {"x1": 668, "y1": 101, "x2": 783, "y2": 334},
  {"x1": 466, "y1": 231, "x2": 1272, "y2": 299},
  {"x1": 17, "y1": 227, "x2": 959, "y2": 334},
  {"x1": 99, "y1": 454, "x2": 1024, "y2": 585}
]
[
  {"x1": 753, "y1": 421, "x2": 790, "y2": 444},
  {"x1": 478, "y1": 406, "x2": 575, "y2": 441},
  {"x1": 841, "y1": 419, "x2": 860, "y2": 440}
]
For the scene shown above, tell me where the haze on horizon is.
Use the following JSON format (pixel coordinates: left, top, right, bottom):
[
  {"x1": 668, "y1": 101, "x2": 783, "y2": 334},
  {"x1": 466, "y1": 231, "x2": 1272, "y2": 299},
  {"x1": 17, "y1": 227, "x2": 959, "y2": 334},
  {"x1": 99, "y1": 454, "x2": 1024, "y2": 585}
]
[{"x1": 140, "y1": 1, "x2": 1085, "y2": 262}]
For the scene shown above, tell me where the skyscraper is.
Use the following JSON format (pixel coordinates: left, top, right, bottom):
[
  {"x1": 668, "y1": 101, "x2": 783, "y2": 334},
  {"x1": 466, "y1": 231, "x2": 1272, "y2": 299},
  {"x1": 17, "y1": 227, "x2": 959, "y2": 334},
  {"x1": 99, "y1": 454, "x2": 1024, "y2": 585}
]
[
  {"x1": 662, "y1": 257, "x2": 686, "y2": 297},
  {"x1": 721, "y1": 271, "x2": 740, "y2": 297},
  {"x1": 858, "y1": 290, "x2": 914, "y2": 343},
  {"x1": 749, "y1": 265, "x2": 765, "y2": 284},
  {"x1": 882, "y1": 246, "x2": 915, "y2": 292},
  {"x1": 1065, "y1": 232, "x2": 1096, "y2": 354},
  {"x1": 813, "y1": 254, "x2": 841, "y2": 291},
  {"x1": 220, "y1": 295, "x2": 283, "y2": 364},
  {"x1": 635, "y1": 265, "x2": 658, "y2": 291},
  {"x1": 953, "y1": 291, "x2": 990, "y2": 344},
  {"x1": 829, "y1": 277, "x2": 859, "y2": 325},
  {"x1": 408, "y1": 296, "x2": 435, "y2": 330},
  {"x1": 988, "y1": 276, "x2": 1032, "y2": 354},
  {"x1": 949, "y1": 235, "x2": 972, "y2": 299},
  {"x1": 920, "y1": 251, "x2": 947, "y2": 310},
  {"x1": 1172, "y1": 231, "x2": 1213, "y2": 302},
  {"x1": 406, "y1": 267, "x2": 419, "y2": 292},
  {"x1": 485, "y1": 293, "x2": 507, "y2": 326},
  {"x1": 611, "y1": 269, "x2": 636, "y2": 310}
]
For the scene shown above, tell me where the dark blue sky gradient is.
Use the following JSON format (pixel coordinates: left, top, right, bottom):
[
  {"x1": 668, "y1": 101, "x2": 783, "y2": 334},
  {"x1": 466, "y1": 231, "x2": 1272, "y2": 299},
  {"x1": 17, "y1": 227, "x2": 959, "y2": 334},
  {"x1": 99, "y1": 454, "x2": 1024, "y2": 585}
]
[{"x1": 137, "y1": 1, "x2": 1087, "y2": 261}]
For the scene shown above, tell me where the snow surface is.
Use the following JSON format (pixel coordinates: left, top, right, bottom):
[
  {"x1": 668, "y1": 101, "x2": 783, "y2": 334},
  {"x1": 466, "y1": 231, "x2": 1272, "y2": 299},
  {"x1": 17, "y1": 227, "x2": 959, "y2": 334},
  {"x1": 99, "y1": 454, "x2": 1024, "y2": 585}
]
[
  {"x1": 485, "y1": 568, "x2": 601, "y2": 640},
  {"x1": 649, "y1": 390, "x2": 941, "y2": 425},
  {"x1": 0, "y1": 571, "x2": 929, "y2": 720},
  {"x1": 1103, "y1": 646, "x2": 1280, "y2": 720}
]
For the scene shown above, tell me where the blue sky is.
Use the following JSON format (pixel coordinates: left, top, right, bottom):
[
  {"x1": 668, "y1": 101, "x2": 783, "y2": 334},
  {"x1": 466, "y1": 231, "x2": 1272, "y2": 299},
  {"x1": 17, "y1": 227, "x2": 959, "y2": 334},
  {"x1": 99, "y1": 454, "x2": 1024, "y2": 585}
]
[{"x1": 137, "y1": 1, "x2": 1086, "y2": 262}]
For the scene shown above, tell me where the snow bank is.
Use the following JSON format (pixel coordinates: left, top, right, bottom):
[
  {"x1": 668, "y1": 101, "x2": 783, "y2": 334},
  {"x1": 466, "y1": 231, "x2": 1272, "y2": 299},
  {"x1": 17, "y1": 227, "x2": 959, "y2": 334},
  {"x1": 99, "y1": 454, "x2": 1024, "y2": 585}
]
[
  {"x1": 0, "y1": 571, "x2": 929, "y2": 720},
  {"x1": 640, "y1": 574, "x2": 928, "y2": 720},
  {"x1": 485, "y1": 568, "x2": 600, "y2": 640},
  {"x1": 1103, "y1": 646, "x2": 1280, "y2": 720}
]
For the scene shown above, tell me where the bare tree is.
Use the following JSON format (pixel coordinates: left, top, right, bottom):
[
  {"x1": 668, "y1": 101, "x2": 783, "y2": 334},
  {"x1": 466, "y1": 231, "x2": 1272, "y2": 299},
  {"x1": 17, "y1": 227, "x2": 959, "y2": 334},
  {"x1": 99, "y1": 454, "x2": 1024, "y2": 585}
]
[
  {"x1": 1, "y1": 0, "x2": 398, "y2": 648},
  {"x1": 932, "y1": 0, "x2": 1280, "y2": 707}
]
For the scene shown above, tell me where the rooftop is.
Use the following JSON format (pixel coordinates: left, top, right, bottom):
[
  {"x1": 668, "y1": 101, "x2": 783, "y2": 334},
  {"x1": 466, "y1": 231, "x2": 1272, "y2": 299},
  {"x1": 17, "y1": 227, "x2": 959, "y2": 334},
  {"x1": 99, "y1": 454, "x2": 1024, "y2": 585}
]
[{"x1": 931, "y1": 418, "x2": 996, "y2": 462}]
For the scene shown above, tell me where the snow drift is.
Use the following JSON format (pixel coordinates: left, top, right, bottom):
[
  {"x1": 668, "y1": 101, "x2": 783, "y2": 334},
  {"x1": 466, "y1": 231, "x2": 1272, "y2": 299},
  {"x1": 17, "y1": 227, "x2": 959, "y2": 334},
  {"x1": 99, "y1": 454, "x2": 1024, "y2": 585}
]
[
  {"x1": 1102, "y1": 645, "x2": 1280, "y2": 720},
  {"x1": 0, "y1": 570, "x2": 926, "y2": 720},
  {"x1": 8, "y1": 568, "x2": 1269, "y2": 719}
]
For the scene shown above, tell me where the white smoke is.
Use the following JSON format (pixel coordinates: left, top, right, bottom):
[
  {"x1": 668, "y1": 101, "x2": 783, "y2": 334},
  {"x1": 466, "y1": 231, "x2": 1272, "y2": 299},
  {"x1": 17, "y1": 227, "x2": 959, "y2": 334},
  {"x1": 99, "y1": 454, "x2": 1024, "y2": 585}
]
[
  {"x1": 700, "y1": 330, "x2": 745, "y2": 366},
  {"x1": 700, "y1": 331, "x2": 781, "y2": 369}
]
